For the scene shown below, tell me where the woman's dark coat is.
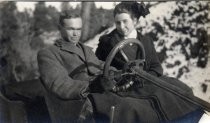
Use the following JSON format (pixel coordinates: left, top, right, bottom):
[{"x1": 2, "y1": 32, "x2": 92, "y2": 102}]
[
  {"x1": 95, "y1": 29, "x2": 200, "y2": 121},
  {"x1": 96, "y1": 29, "x2": 163, "y2": 76}
]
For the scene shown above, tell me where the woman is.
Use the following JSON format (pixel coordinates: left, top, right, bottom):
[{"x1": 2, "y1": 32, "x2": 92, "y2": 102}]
[
  {"x1": 96, "y1": 2, "x2": 204, "y2": 123},
  {"x1": 96, "y1": 2, "x2": 162, "y2": 77}
]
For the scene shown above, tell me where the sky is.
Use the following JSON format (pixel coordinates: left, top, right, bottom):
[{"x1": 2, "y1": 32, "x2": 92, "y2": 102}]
[{"x1": 16, "y1": 2, "x2": 116, "y2": 12}]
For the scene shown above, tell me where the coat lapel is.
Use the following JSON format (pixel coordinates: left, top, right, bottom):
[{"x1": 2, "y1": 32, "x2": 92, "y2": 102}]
[
  {"x1": 80, "y1": 43, "x2": 103, "y2": 76},
  {"x1": 56, "y1": 40, "x2": 86, "y2": 61},
  {"x1": 79, "y1": 43, "x2": 97, "y2": 75},
  {"x1": 77, "y1": 42, "x2": 90, "y2": 62}
]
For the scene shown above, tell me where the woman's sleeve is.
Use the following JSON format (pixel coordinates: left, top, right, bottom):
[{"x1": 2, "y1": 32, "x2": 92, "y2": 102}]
[
  {"x1": 147, "y1": 38, "x2": 163, "y2": 77},
  {"x1": 95, "y1": 36, "x2": 111, "y2": 61}
]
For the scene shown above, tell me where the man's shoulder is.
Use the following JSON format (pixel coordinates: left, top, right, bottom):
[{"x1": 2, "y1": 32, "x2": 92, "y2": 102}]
[
  {"x1": 80, "y1": 42, "x2": 93, "y2": 51},
  {"x1": 38, "y1": 43, "x2": 60, "y2": 57},
  {"x1": 40, "y1": 44, "x2": 58, "y2": 52}
]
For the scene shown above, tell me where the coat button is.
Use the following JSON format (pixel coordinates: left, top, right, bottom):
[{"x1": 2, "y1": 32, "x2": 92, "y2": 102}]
[{"x1": 129, "y1": 43, "x2": 133, "y2": 46}]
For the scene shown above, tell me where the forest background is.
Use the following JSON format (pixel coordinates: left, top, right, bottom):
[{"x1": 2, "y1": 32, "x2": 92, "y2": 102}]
[{"x1": 0, "y1": 1, "x2": 210, "y2": 102}]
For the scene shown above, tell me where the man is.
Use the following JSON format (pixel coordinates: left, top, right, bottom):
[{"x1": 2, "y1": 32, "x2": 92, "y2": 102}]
[{"x1": 37, "y1": 12, "x2": 101, "y2": 122}]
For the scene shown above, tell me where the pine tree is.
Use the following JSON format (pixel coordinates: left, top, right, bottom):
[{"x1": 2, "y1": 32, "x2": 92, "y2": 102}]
[
  {"x1": 60, "y1": 2, "x2": 72, "y2": 12},
  {"x1": 84, "y1": 2, "x2": 114, "y2": 41},
  {"x1": 0, "y1": 2, "x2": 31, "y2": 83},
  {"x1": 0, "y1": 2, "x2": 45, "y2": 83},
  {"x1": 33, "y1": 2, "x2": 57, "y2": 34}
]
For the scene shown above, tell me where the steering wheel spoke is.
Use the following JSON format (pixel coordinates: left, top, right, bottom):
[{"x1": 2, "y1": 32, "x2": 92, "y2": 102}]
[{"x1": 103, "y1": 38, "x2": 146, "y2": 92}]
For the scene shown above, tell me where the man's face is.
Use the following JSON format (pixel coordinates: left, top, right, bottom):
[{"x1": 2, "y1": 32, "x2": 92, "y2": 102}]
[
  {"x1": 115, "y1": 13, "x2": 137, "y2": 37},
  {"x1": 62, "y1": 17, "x2": 82, "y2": 44}
]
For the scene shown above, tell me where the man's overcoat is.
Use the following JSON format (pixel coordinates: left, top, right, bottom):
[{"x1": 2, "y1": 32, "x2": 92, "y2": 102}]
[{"x1": 37, "y1": 39, "x2": 104, "y2": 122}]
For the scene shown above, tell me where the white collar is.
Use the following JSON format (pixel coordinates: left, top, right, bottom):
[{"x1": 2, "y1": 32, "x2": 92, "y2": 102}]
[{"x1": 124, "y1": 29, "x2": 137, "y2": 39}]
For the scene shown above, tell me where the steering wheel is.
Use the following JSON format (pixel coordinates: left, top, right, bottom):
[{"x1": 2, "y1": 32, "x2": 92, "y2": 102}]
[{"x1": 103, "y1": 38, "x2": 146, "y2": 92}]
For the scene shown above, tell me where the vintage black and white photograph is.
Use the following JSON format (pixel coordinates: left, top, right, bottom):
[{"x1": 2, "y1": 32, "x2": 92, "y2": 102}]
[{"x1": 0, "y1": 1, "x2": 210, "y2": 123}]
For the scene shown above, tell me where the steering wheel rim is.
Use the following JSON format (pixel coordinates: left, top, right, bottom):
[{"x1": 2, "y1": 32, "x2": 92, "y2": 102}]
[{"x1": 103, "y1": 38, "x2": 146, "y2": 78}]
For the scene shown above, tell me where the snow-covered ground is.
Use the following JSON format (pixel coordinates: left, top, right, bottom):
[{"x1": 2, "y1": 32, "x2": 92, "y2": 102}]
[{"x1": 179, "y1": 55, "x2": 210, "y2": 102}]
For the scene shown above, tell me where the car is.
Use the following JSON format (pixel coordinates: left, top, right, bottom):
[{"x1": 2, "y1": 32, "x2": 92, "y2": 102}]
[{"x1": 1, "y1": 38, "x2": 210, "y2": 123}]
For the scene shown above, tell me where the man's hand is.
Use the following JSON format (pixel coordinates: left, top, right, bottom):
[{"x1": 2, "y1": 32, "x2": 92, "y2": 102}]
[
  {"x1": 89, "y1": 75, "x2": 116, "y2": 93},
  {"x1": 99, "y1": 76, "x2": 116, "y2": 91}
]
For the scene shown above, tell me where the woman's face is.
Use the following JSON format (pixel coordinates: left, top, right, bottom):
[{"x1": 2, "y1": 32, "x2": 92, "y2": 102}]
[{"x1": 114, "y1": 13, "x2": 137, "y2": 37}]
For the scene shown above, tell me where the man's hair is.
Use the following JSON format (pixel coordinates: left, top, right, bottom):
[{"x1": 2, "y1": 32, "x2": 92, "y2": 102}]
[{"x1": 59, "y1": 10, "x2": 81, "y2": 26}]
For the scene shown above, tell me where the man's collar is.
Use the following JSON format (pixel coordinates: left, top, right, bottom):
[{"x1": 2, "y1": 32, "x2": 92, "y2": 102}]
[{"x1": 54, "y1": 39, "x2": 86, "y2": 61}]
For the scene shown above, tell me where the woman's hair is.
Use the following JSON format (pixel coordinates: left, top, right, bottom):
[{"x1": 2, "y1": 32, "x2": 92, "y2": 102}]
[
  {"x1": 113, "y1": 2, "x2": 150, "y2": 19},
  {"x1": 59, "y1": 10, "x2": 81, "y2": 26}
]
